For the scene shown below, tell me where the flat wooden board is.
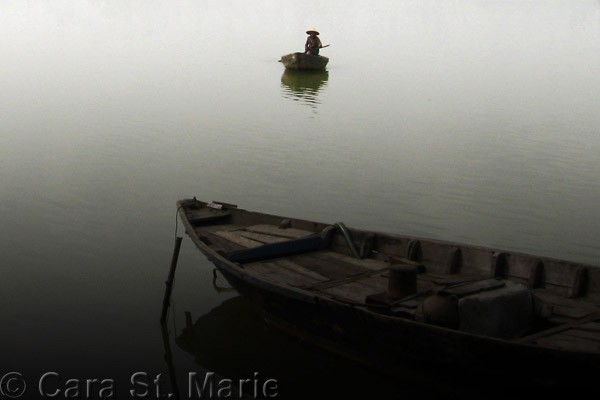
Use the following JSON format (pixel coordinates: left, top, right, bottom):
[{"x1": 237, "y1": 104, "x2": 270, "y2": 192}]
[
  {"x1": 244, "y1": 224, "x2": 314, "y2": 239},
  {"x1": 320, "y1": 281, "x2": 384, "y2": 304},
  {"x1": 264, "y1": 259, "x2": 329, "y2": 282},
  {"x1": 212, "y1": 230, "x2": 264, "y2": 248},
  {"x1": 234, "y1": 230, "x2": 291, "y2": 244},
  {"x1": 288, "y1": 252, "x2": 368, "y2": 280},
  {"x1": 317, "y1": 251, "x2": 388, "y2": 271},
  {"x1": 243, "y1": 262, "x2": 324, "y2": 288}
]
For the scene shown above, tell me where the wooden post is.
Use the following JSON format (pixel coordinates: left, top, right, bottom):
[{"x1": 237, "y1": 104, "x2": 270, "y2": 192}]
[
  {"x1": 160, "y1": 236, "x2": 183, "y2": 324},
  {"x1": 160, "y1": 323, "x2": 181, "y2": 399}
]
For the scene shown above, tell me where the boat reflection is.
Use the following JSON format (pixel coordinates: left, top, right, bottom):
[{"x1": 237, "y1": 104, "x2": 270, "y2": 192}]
[
  {"x1": 172, "y1": 296, "x2": 460, "y2": 400},
  {"x1": 280, "y1": 69, "x2": 329, "y2": 108},
  {"x1": 175, "y1": 296, "x2": 398, "y2": 398},
  {"x1": 161, "y1": 281, "x2": 589, "y2": 399}
]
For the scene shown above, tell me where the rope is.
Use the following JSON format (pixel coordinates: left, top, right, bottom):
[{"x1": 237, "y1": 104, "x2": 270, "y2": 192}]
[{"x1": 333, "y1": 222, "x2": 362, "y2": 259}]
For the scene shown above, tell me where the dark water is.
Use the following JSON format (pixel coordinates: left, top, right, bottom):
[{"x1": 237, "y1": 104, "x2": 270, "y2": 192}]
[{"x1": 1, "y1": 1, "x2": 600, "y2": 398}]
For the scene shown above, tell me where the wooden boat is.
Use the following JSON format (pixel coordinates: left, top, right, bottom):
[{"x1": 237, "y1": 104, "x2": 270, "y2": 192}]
[
  {"x1": 177, "y1": 198, "x2": 600, "y2": 389},
  {"x1": 279, "y1": 52, "x2": 329, "y2": 70}
]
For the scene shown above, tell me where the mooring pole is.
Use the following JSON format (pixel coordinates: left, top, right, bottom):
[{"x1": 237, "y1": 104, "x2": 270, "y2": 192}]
[
  {"x1": 160, "y1": 236, "x2": 183, "y2": 324},
  {"x1": 160, "y1": 323, "x2": 181, "y2": 399}
]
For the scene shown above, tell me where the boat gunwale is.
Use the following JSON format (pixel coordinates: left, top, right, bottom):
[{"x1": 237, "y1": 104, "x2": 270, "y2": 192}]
[{"x1": 177, "y1": 199, "x2": 600, "y2": 272}]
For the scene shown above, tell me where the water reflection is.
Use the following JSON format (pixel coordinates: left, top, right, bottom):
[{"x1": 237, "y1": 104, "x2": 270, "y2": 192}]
[
  {"x1": 167, "y1": 296, "x2": 570, "y2": 399},
  {"x1": 160, "y1": 323, "x2": 182, "y2": 400},
  {"x1": 211, "y1": 268, "x2": 236, "y2": 293},
  {"x1": 280, "y1": 69, "x2": 329, "y2": 108},
  {"x1": 174, "y1": 296, "x2": 416, "y2": 400}
]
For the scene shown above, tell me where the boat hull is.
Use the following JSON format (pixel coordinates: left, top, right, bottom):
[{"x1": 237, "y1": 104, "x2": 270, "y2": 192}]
[
  {"x1": 217, "y1": 266, "x2": 598, "y2": 389},
  {"x1": 280, "y1": 52, "x2": 329, "y2": 70}
]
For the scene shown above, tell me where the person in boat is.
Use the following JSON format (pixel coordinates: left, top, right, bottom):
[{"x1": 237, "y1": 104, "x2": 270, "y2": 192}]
[{"x1": 305, "y1": 28, "x2": 323, "y2": 56}]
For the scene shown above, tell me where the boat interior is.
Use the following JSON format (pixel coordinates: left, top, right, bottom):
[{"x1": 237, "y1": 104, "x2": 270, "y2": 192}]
[{"x1": 181, "y1": 200, "x2": 600, "y2": 354}]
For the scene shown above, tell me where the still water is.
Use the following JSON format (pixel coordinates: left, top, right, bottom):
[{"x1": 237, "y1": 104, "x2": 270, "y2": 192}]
[{"x1": 1, "y1": 0, "x2": 600, "y2": 398}]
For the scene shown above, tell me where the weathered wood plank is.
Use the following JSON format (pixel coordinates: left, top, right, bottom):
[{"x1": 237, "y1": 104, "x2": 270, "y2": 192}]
[
  {"x1": 502, "y1": 254, "x2": 534, "y2": 280},
  {"x1": 418, "y1": 240, "x2": 459, "y2": 275},
  {"x1": 321, "y1": 281, "x2": 384, "y2": 304},
  {"x1": 291, "y1": 252, "x2": 367, "y2": 280},
  {"x1": 316, "y1": 251, "x2": 388, "y2": 271},
  {"x1": 303, "y1": 269, "x2": 389, "y2": 291},
  {"x1": 212, "y1": 230, "x2": 264, "y2": 248},
  {"x1": 244, "y1": 262, "x2": 322, "y2": 287},
  {"x1": 200, "y1": 224, "x2": 247, "y2": 233},
  {"x1": 350, "y1": 275, "x2": 387, "y2": 291},
  {"x1": 236, "y1": 230, "x2": 290, "y2": 244},
  {"x1": 459, "y1": 247, "x2": 495, "y2": 277},
  {"x1": 270, "y1": 259, "x2": 330, "y2": 282},
  {"x1": 200, "y1": 231, "x2": 246, "y2": 252},
  {"x1": 374, "y1": 236, "x2": 409, "y2": 258},
  {"x1": 245, "y1": 224, "x2": 314, "y2": 239},
  {"x1": 260, "y1": 261, "x2": 325, "y2": 287},
  {"x1": 543, "y1": 261, "x2": 583, "y2": 288}
]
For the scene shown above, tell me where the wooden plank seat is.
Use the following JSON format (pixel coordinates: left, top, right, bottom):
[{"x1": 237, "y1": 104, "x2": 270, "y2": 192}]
[
  {"x1": 226, "y1": 234, "x2": 330, "y2": 263},
  {"x1": 242, "y1": 250, "x2": 391, "y2": 293},
  {"x1": 243, "y1": 224, "x2": 316, "y2": 239},
  {"x1": 216, "y1": 224, "x2": 336, "y2": 264},
  {"x1": 197, "y1": 223, "x2": 316, "y2": 253}
]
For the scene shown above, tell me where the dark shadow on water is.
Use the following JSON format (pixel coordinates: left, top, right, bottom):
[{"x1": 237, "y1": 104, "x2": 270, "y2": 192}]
[
  {"x1": 280, "y1": 69, "x2": 329, "y2": 109},
  {"x1": 163, "y1": 294, "x2": 600, "y2": 400},
  {"x1": 168, "y1": 295, "x2": 492, "y2": 400},
  {"x1": 173, "y1": 296, "x2": 401, "y2": 399}
]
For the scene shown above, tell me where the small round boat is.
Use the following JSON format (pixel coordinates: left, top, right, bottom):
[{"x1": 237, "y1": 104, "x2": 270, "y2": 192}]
[{"x1": 279, "y1": 52, "x2": 329, "y2": 70}]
